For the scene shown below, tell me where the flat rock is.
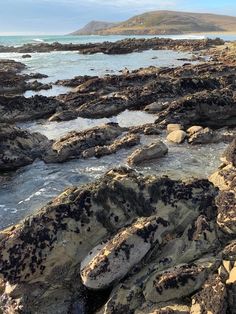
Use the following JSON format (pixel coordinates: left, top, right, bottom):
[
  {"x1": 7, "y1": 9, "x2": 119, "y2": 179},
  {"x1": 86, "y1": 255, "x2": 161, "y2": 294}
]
[
  {"x1": 44, "y1": 123, "x2": 125, "y2": 163},
  {"x1": 127, "y1": 141, "x2": 168, "y2": 165}
]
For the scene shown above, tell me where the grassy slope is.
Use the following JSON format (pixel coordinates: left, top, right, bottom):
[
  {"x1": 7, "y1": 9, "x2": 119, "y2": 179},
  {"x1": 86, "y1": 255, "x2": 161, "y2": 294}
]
[{"x1": 95, "y1": 11, "x2": 236, "y2": 35}]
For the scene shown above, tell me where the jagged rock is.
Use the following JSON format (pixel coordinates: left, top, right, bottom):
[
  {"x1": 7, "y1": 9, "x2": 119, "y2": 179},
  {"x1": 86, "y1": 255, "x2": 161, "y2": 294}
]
[
  {"x1": 135, "y1": 303, "x2": 190, "y2": 314},
  {"x1": 127, "y1": 141, "x2": 168, "y2": 165},
  {"x1": 188, "y1": 127, "x2": 216, "y2": 145},
  {"x1": 167, "y1": 130, "x2": 187, "y2": 144},
  {"x1": 0, "y1": 95, "x2": 61, "y2": 122},
  {"x1": 187, "y1": 125, "x2": 203, "y2": 135},
  {"x1": 48, "y1": 110, "x2": 77, "y2": 122},
  {"x1": 0, "y1": 168, "x2": 217, "y2": 313},
  {"x1": 190, "y1": 274, "x2": 227, "y2": 314},
  {"x1": 143, "y1": 257, "x2": 217, "y2": 303},
  {"x1": 44, "y1": 123, "x2": 125, "y2": 163},
  {"x1": 0, "y1": 124, "x2": 51, "y2": 171},
  {"x1": 223, "y1": 138, "x2": 236, "y2": 167},
  {"x1": 0, "y1": 38, "x2": 223, "y2": 54},
  {"x1": 76, "y1": 95, "x2": 129, "y2": 119},
  {"x1": 216, "y1": 190, "x2": 236, "y2": 235},
  {"x1": 167, "y1": 124, "x2": 183, "y2": 134},
  {"x1": 210, "y1": 139, "x2": 236, "y2": 235},
  {"x1": 82, "y1": 133, "x2": 140, "y2": 159},
  {"x1": 210, "y1": 164, "x2": 236, "y2": 191},
  {"x1": 156, "y1": 90, "x2": 236, "y2": 128},
  {"x1": 144, "y1": 100, "x2": 170, "y2": 113}
]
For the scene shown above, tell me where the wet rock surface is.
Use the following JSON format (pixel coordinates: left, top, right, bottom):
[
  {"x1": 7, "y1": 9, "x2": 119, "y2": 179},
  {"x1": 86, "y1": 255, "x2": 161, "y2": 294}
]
[
  {"x1": 0, "y1": 124, "x2": 51, "y2": 171},
  {"x1": 0, "y1": 95, "x2": 62, "y2": 123},
  {"x1": 0, "y1": 59, "x2": 51, "y2": 96},
  {"x1": 127, "y1": 141, "x2": 168, "y2": 165}
]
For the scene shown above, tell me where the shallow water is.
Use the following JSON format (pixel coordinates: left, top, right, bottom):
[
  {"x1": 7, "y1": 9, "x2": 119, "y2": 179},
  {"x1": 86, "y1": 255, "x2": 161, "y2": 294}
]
[
  {"x1": 21, "y1": 110, "x2": 157, "y2": 139},
  {"x1": 0, "y1": 134, "x2": 226, "y2": 230},
  {"x1": 2, "y1": 49, "x2": 197, "y2": 85}
]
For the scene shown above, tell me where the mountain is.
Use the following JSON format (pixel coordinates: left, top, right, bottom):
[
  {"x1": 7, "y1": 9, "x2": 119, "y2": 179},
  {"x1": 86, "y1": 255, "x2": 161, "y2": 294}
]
[
  {"x1": 70, "y1": 21, "x2": 117, "y2": 35},
  {"x1": 71, "y1": 11, "x2": 236, "y2": 35}
]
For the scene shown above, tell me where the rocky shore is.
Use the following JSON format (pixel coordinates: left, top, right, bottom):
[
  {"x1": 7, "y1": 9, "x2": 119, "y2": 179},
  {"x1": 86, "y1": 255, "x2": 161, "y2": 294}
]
[
  {"x1": 0, "y1": 37, "x2": 236, "y2": 313},
  {"x1": 0, "y1": 59, "x2": 52, "y2": 96},
  {"x1": 0, "y1": 37, "x2": 224, "y2": 54}
]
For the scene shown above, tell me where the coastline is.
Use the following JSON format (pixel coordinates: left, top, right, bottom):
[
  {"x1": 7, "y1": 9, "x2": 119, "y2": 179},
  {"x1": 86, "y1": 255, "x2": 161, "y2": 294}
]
[{"x1": 0, "y1": 36, "x2": 236, "y2": 313}]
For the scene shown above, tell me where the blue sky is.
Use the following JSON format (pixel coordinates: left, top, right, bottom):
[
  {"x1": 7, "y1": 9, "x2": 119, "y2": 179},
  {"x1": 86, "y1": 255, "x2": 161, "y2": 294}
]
[{"x1": 0, "y1": 0, "x2": 236, "y2": 35}]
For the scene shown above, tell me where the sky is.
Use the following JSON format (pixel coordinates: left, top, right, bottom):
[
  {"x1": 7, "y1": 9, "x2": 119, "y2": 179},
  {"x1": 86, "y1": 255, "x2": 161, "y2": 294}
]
[{"x1": 0, "y1": 0, "x2": 236, "y2": 35}]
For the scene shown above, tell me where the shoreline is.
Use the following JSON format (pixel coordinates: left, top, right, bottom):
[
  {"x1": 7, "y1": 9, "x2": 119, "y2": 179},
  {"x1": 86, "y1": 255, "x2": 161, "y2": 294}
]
[{"x1": 0, "y1": 36, "x2": 236, "y2": 313}]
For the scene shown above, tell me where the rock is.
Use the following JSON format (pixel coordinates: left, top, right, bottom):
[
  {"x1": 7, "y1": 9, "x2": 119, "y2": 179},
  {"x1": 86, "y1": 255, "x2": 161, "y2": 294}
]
[
  {"x1": 135, "y1": 303, "x2": 190, "y2": 314},
  {"x1": 127, "y1": 141, "x2": 168, "y2": 165},
  {"x1": 80, "y1": 216, "x2": 171, "y2": 289},
  {"x1": 48, "y1": 110, "x2": 76, "y2": 122},
  {"x1": 223, "y1": 138, "x2": 236, "y2": 167},
  {"x1": 216, "y1": 190, "x2": 236, "y2": 235},
  {"x1": 0, "y1": 38, "x2": 223, "y2": 54},
  {"x1": 0, "y1": 168, "x2": 217, "y2": 313},
  {"x1": 143, "y1": 257, "x2": 217, "y2": 303},
  {"x1": 0, "y1": 95, "x2": 61, "y2": 123},
  {"x1": 82, "y1": 133, "x2": 140, "y2": 159},
  {"x1": 44, "y1": 123, "x2": 125, "y2": 163},
  {"x1": 143, "y1": 126, "x2": 162, "y2": 135},
  {"x1": 0, "y1": 124, "x2": 51, "y2": 171},
  {"x1": 167, "y1": 124, "x2": 183, "y2": 134},
  {"x1": 187, "y1": 125, "x2": 203, "y2": 135},
  {"x1": 22, "y1": 54, "x2": 31, "y2": 58},
  {"x1": 156, "y1": 90, "x2": 236, "y2": 128},
  {"x1": 167, "y1": 130, "x2": 187, "y2": 144},
  {"x1": 188, "y1": 127, "x2": 217, "y2": 145},
  {"x1": 144, "y1": 100, "x2": 170, "y2": 113},
  {"x1": 190, "y1": 275, "x2": 227, "y2": 314},
  {"x1": 209, "y1": 139, "x2": 236, "y2": 235}
]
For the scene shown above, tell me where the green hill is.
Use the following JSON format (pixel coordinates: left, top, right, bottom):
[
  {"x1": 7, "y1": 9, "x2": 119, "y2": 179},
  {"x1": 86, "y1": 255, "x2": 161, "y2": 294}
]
[{"x1": 72, "y1": 11, "x2": 236, "y2": 35}]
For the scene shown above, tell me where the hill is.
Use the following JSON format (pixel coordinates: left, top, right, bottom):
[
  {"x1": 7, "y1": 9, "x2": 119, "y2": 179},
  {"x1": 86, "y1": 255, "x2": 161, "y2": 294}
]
[
  {"x1": 71, "y1": 11, "x2": 236, "y2": 35},
  {"x1": 70, "y1": 21, "x2": 116, "y2": 35}
]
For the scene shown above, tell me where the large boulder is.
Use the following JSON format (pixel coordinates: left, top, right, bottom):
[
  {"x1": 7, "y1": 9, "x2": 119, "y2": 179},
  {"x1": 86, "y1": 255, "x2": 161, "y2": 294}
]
[{"x1": 127, "y1": 141, "x2": 168, "y2": 165}]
